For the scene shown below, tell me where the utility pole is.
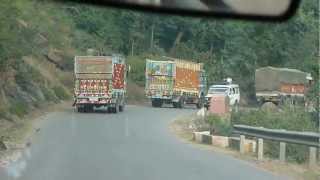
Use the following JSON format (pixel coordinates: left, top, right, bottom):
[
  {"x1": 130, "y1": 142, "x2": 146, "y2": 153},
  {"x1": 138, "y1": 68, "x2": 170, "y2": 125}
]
[
  {"x1": 150, "y1": 20, "x2": 155, "y2": 51},
  {"x1": 131, "y1": 39, "x2": 134, "y2": 56}
]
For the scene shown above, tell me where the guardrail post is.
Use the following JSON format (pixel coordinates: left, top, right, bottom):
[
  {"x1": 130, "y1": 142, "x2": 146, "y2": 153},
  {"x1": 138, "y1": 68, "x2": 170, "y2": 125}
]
[
  {"x1": 309, "y1": 147, "x2": 317, "y2": 167},
  {"x1": 257, "y1": 138, "x2": 263, "y2": 161},
  {"x1": 279, "y1": 142, "x2": 286, "y2": 163},
  {"x1": 240, "y1": 135, "x2": 245, "y2": 154}
]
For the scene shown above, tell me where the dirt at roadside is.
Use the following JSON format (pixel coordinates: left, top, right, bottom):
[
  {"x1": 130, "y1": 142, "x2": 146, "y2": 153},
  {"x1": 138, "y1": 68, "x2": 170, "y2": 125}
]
[
  {"x1": 0, "y1": 100, "x2": 72, "y2": 165},
  {"x1": 169, "y1": 115, "x2": 320, "y2": 180}
]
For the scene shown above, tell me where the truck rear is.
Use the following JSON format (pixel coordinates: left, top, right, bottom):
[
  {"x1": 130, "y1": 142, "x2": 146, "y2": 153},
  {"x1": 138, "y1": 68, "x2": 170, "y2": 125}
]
[
  {"x1": 145, "y1": 58, "x2": 206, "y2": 108},
  {"x1": 74, "y1": 55, "x2": 126, "y2": 113},
  {"x1": 173, "y1": 59, "x2": 207, "y2": 108},
  {"x1": 255, "y1": 66, "x2": 312, "y2": 106}
]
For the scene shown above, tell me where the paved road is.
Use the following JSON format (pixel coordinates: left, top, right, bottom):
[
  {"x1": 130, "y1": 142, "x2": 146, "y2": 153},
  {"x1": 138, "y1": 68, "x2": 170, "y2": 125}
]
[{"x1": 0, "y1": 105, "x2": 288, "y2": 180}]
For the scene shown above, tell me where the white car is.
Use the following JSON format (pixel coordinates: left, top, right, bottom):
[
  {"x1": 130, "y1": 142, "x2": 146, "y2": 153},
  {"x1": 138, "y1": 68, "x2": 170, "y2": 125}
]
[{"x1": 205, "y1": 84, "x2": 240, "y2": 109}]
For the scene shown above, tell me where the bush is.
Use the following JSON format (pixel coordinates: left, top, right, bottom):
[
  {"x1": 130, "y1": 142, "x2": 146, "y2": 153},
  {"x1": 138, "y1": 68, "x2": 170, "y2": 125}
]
[
  {"x1": 9, "y1": 101, "x2": 29, "y2": 118},
  {"x1": 231, "y1": 106, "x2": 317, "y2": 131},
  {"x1": 53, "y1": 86, "x2": 70, "y2": 100},
  {"x1": 127, "y1": 56, "x2": 146, "y2": 86},
  {"x1": 42, "y1": 86, "x2": 59, "y2": 102},
  {"x1": 231, "y1": 107, "x2": 317, "y2": 163},
  {"x1": 206, "y1": 114, "x2": 232, "y2": 136}
]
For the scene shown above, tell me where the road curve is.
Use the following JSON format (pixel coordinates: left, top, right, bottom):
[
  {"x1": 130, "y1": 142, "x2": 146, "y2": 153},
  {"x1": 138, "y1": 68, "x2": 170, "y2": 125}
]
[{"x1": 0, "y1": 105, "x2": 288, "y2": 180}]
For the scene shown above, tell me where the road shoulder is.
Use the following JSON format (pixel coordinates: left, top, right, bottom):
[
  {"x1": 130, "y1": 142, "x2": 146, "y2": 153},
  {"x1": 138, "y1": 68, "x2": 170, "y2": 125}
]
[
  {"x1": 0, "y1": 101, "x2": 72, "y2": 166},
  {"x1": 169, "y1": 115, "x2": 320, "y2": 180}
]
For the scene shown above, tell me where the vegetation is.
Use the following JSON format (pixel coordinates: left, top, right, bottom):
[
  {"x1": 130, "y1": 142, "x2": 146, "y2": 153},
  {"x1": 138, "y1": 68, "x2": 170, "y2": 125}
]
[
  {"x1": 206, "y1": 114, "x2": 232, "y2": 136},
  {"x1": 53, "y1": 86, "x2": 70, "y2": 100},
  {"x1": 231, "y1": 107, "x2": 318, "y2": 163}
]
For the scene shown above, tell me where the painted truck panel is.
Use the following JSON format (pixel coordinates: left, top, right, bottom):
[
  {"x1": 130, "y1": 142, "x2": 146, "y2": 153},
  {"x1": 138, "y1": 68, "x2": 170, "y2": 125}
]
[
  {"x1": 75, "y1": 56, "x2": 113, "y2": 75},
  {"x1": 174, "y1": 59, "x2": 202, "y2": 92},
  {"x1": 113, "y1": 63, "x2": 126, "y2": 89},
  {"x1": 280, "y1": 83, "x2": 305, "y2": 94}
]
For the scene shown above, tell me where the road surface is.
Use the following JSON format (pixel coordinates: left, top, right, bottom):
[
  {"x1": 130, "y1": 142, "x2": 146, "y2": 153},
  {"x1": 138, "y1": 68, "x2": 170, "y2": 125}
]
[{"x1": 0, "y1": 105, "x2": 288, "y2": 180}]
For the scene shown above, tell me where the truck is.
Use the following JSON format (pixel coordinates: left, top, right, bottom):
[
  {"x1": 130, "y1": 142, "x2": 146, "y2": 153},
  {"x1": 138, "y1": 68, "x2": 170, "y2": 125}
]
[
  {"x1": 145, "y1": 57, "x2": 207, "y2": 108},
  {"x1": 255, "y1": 66, "x2": 313, "y2": 106},
  {"x1": 73, "y1": 55, "x2": 127, "y2": 113}
]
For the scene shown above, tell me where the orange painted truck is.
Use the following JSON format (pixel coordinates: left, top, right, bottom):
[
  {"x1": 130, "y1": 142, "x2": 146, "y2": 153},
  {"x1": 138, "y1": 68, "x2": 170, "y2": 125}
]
[
  {"x1": 145, "y1": 57, "x2": 207, "y2": 108},
  {"x1": 73, "y1": 55, "x2": 127, "y2": 113},
  {"x1": 255, "y1": 66, "x2": 313, "y2": 105}
]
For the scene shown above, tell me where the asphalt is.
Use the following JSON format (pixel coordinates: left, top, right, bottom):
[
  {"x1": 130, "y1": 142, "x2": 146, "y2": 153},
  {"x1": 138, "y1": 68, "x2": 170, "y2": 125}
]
[{"x1": 0, "y1": 105, "x2": 288, "y2": 180}]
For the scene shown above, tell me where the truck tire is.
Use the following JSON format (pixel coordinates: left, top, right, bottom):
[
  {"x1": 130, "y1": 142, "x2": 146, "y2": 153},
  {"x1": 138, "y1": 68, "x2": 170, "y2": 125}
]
[
  {"x1": 83, "y1": 105, "x2": 88, "y2": 113},
  {"x1": 151, "y1": 100, "x2": 157, "y2": 107},
  {"x1": 77, "y1": 106, "x2": 83, "y2": 113},
  {"x1": 84, "y1": 105, "x2": 93, "y2": 113},
  {"x1": 234, "y1": 101, "x2": 239, "y2": 112},
  {"x1": 152, "y1": 99, "x2": 163, "y2": 108},
  {"x1": 119, "y1": 104, "x2": 125, "y2": 112},
  {"x1": 196, "y1": 94, "x2": 204, "y2": 109},
  {"x1": 173, "y1": 102, "x2": 179, "y2": 108},
  {"x1": 196, "y1": 97, "x2": 204, "y2": 109},
  {"x1": 88, "y1": 105, "x2": 94, "y2": 113},
  {"x1": 158, "y1": 99, "x2": 163, "y2": 108},
  {"x1": 178, "y1": 97, "x2": 185, "y2": 109}
]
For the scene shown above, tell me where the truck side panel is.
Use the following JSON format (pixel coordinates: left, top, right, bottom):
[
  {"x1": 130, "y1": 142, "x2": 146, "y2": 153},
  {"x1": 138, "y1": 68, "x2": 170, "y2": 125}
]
[
  {"x1": 113, "y1": 63, "x2": 126, "y2": 89},
  {"x1": 174, "y1": 60, "x2": 201, "y2": 93},
  {"x1": 280, "y1": 83, "x2": 305, "y2": 94}
]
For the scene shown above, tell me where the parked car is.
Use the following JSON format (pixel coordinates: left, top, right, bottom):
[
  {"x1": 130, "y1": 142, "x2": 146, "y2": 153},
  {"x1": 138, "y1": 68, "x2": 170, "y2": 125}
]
[{"x1": 205, "y1": 80, "x2": 240, "y2": 110}]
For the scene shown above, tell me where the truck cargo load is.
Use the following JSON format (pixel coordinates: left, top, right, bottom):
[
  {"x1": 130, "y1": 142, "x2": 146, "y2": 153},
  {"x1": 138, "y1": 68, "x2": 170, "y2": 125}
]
[
  {"x1": 74, "y1": 55, "x2": 127, "y2": 113},
  {"x1": 255, "y1": 66, "x2": 312, "y2": 105},
  {"x1": 145, "y1": 57, "x2": 207, "y2": 108}
]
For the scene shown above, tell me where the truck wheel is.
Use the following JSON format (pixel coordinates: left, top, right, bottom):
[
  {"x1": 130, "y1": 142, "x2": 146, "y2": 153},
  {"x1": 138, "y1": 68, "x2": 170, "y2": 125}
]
[
  {"x1": 88, "y1": 105, "x2": 94, "y2": 113},
  {"x1": 197, "y1": 95, "x2": 205, "y2": 109},
  {"x1": 179, "y1": 98, "x2": 185, "y2": 109},
  {"x1": 157, "y1": 99, "x2": 163, "y2": 108},
  {"x1": 152, "y1": 99, "x2": 162, "y2": 108},
  {"x1": 119, "y1": 104, "x2": 125, "y2": 112},
  {"x1": 77, "y1": 106, "x2": 83, "y2": 113},
  {"x1": 234, "y1": 101, "x2": 239, "y2": 112},
  {"x1": 151, "y1": 99, "x2": 157, "y2": 107},
  {"x1": 196, "y1": 99, "x2": 204, "y2": 109},
  {"x1": 83, "y1": 105, "x2": 88, "y2": 113},
  {"x1": 173, "y1": 102, "x2": 178, "y2": 108},
  {"x1": 113, "y1": 103, "x2": 119, "y2": 113}
]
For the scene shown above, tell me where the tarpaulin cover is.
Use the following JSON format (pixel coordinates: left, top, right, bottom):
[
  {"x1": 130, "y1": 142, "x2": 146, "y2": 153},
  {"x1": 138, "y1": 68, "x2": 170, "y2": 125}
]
[{"x1": 255, "y1": 66, "x2": 308, "y2": 92}]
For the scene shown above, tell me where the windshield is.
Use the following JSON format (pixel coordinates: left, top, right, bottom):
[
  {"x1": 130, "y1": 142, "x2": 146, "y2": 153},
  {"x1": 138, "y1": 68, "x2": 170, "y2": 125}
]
[{"x1": 0, "y1": 0, "x2": 318, "y2": 180}]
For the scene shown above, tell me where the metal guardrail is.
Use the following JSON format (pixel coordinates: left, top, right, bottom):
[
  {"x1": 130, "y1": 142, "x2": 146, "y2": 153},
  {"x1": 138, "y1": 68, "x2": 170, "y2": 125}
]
[
  {"x1": 233, "y1": 124, "x2": 320, "y2": 148},
  {"x1": 233, "y1": 124, "x2": 319, "y2": 166}
]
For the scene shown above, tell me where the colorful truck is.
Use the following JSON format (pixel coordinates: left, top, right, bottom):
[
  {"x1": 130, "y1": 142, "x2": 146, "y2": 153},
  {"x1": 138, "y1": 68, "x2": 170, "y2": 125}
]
[
  {"x1": 73, "y1": 55, "x2": 127, "y2": 113},
  {"x1": 145, "y1": 57, "x2": 207, "y2": 108},
  {"x1": 255, "y1": 66, "x2": 313, "y2": 106}
]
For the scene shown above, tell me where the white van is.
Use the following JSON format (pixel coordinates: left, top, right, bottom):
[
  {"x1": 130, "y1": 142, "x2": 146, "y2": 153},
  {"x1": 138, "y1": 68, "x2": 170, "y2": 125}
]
[{"x1": 205, "y1": 84, "x2": 240, "y2": 109}]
